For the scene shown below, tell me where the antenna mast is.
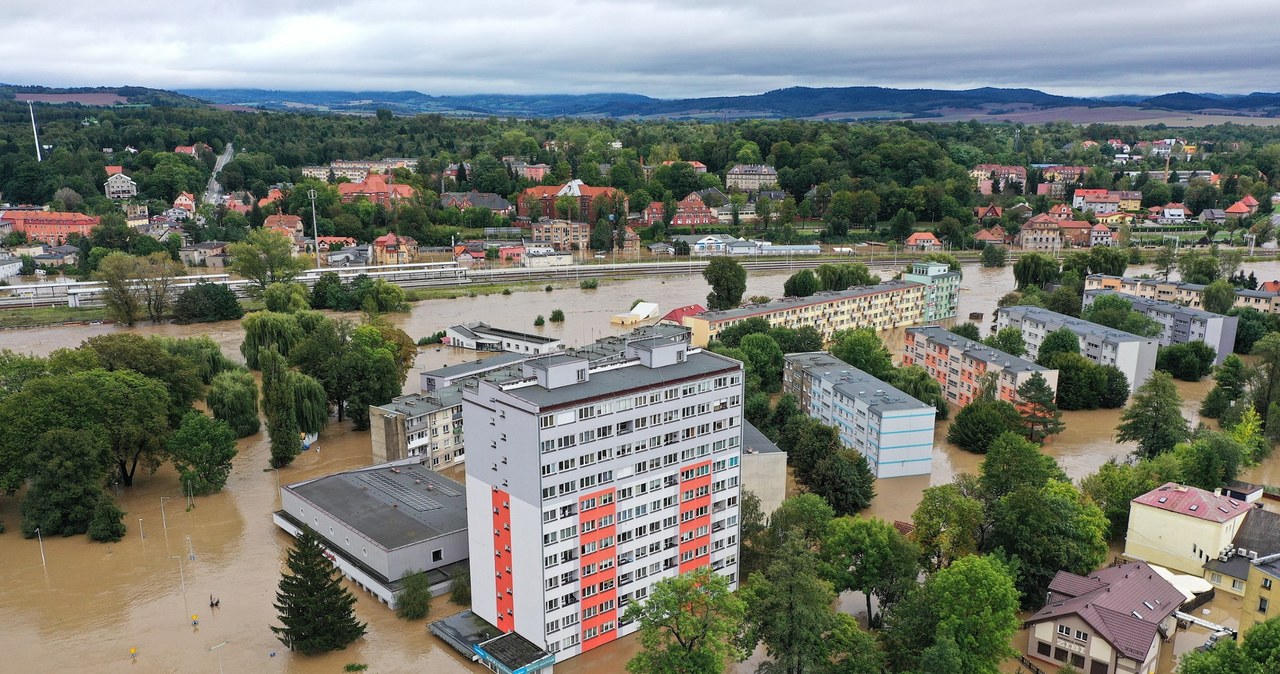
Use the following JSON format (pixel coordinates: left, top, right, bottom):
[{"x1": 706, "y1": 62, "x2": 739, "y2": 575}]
[{"x1": 27, "y1": 101, "x2": 42, "y2": 162}]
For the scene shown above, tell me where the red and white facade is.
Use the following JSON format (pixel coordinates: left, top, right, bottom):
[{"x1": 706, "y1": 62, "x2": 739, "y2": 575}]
[{"x1": 463, "y1": 337, "x2": 743, "y2": 660}]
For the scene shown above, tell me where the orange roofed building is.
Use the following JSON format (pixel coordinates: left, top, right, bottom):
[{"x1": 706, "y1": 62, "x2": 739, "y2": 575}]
[
  {"x1": 0, "y1": 210, "x2": 101, "y2": 245},
  {"x1": 337, "y1": 173, "x2": 417, "y2": 206},
  {"x1": 517, "y1": 180, "x2": 625, "y2": 222}
]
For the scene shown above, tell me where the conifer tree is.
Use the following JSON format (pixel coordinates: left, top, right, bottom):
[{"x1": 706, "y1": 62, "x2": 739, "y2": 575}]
[
  {"x1": 1016, "y1": 372, "x2": 1064, "y2": 442},
  {"x1": 272, "y1": 527, "x2": 367, "y2": 655},
  {"x1": 261, "y1": 347, "x2": 300, "y2": 468}
]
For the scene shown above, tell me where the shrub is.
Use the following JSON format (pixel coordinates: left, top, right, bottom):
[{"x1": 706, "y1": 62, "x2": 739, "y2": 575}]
[
  {"x1": 449, "y1": 569, "x2": 471, "y2": 605},
  {"x1": 550, "y1": 309, "x2": 565, "y2": 322},
  {"x1": 579, "y1": 279, "x2": 598, "y2": 289},
  {"x1": 545, "y1": 285, "x2": 553, "y2": 292},
  {"x1": 172, "y1": 282, "x2": 244, "y2": 323},
  {"x1": 502, "y1": 288, "x2": 512, "y2": 295},
  {"x1": 396, "y1": 571, "x2": 433, "y2": 620},
  {"x1": 534, "y1": 315, "x2": 545, "y2": 326}
]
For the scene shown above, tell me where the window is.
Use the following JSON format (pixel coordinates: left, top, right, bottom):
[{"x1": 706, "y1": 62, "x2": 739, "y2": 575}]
[
  {"x1": 1057, "y1": 625, "x2": 1071, "y2": 637},
  {"x1": 1260, "y1": 597, "x2": 1270, "y2": 615},
  {"x1": 1070, "y1": 653, "x2": 1085, "y2": 668},
  {"x1": 1036, "y1": 641, "x2": 1052, "y2": 657},
  {"x1": 1074, "y1": 630, "x2": 1088, "y2": 642},
  {"x1": 1234, "y1": 579, "x2": 1246, "y2": 592},
  {"x1": 432, "y1": 549, "x2": 444, "y2": 563},
  {"x1": 1053, "y1": 647, "x2": 1068, "y2": 662},
  {"x1": 1211, "y1": 572, "x2": 1223, "y2": 584},
  {"x1": 1265, "y1": 578, "x2": 1274, "y2": 590}
]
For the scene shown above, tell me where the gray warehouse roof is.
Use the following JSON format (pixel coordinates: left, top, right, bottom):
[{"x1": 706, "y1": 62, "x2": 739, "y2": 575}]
[{"x1": 287, "y1": 464, "x2": 467, "y2": 550}]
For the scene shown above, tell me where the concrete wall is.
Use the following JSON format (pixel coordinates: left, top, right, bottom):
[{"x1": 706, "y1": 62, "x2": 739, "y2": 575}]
[
  {"x1": 1123, "y1": 503, "x2": 1242, "y2": 575},
  {"x1": 741, "y1": 450, "x2": 786, "y2": 519}
]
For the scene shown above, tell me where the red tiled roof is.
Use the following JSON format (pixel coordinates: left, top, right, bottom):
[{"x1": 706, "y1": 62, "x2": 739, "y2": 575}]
[
  {"x1": 661, "y1": 304, "x2": 706, "y2": 324},
  {"x1": 1242, "y1": 194, "x2": 1259, "y2": 206},
  {"x1": 1132, "y1": 482, "x2": 1250, "y2": 523},
  {"x1": 1058, "y1": 220, "x2": 1092, "y2": 230},
  {"x1": 104, "y1": 165, "x2": 123, "y2": 175},
  {"x1": 905, "y1": 232, "x2": 939, "y2": 245},
  {"x1": 1259, "y1": 281, "x2": 1280, "y2": 293},
  {"x1": 1226, "y1": 201, "x2": 1251, "y2": 214}
]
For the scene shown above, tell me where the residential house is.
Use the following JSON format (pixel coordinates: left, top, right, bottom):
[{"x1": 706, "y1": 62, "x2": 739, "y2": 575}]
[
  {"x1": 901, "y1": 261, "x2": 960, "y2": 322},
  {"x1": 1199, "y1": 209, "x2": 1227, "y2": 226},
  {"x1": 1225, "y1": 200, "x2": 1252, "y2": 221},
  {"x1": 337, "y1": 173, "x2": 417, "y2": 206},
  {"x1": 1018, "y1": 215, "x2": 1062, "y2": 252},
  {"x1": 1116, "y1": 191, "x2": 1143, "y2": 211},
  {"x1": 648, "y1": 242, "x2": 675, "y2": 255},
  {"x1": 372, "y1": 233, "x2": 417, "y2": 265},
  {"x1": 974, "y1": 225, "x2": 1008, "y2": 246},
  {"x1": 1241, "y1": 554, "x2": 1280, "y2": 634},
  {"x1": 902, "y1": 326, "x2": 1056, "y2": 407},
  {"x1": 1123, "y1": 482, "x2": 1250, "y2": 576},
  {"x1": 1086, "y1": 274, "x2": 1280, "y2": 316},
  {"x1": 643, "y1": 193, "x2": 716, "y2": 228},
  {"x1": 313, "y1": 236, "x2": 356, "y2": 252},
  {"x1": 1071, "y1": 189, "x2": 1110, "y2": 210},
  {"x1": 1080, "y1": 194, "x2": 1121, "y2": 214},
  {"x1": 969, "y1": 164, "x2": 1027, "y2": 194},
  {"x1": 258, "y1": 187, "x2": 284, "y2": 209},
  {"x1": 1007, "y1": 202, "x2": 1034, "y2": 219},
  {"x1": 1023, "y1": 561, "x2": 1184, "y2": 674},
  {"x1": 33, "y1": 244, "x2": 80, "y2": 267},
  {"x1": 0, "y1": 210, "x2": 100, "y2": 245},
  {"x1": 1047, "y1": 204, "x2": 1075, "y2": 220},
  {"x1": 104, "y1": 172, "x2": 138, "y2": 200},
  {"x1": 973, "y1": 204, "x2": 1003, "y2": 220},
  {"x1": 1083, "y1": 290, "x2": 1237, "y2": 364},
  {"x1": 173, "y1": 192, "x2": 196, "y2": 214},
  {"x1": 1058, "y1": 221, "x2": 1095, "y2": 247},
  {"x1": 517, "y1": 180, "x2": 624, "y2": 222},
  {"x1": 104, "y1": 165, "x2": 122, "y2": 176},
  {"x1": 439, "y1": 191, "x2": 513, "y2": 215},
  {"x1": 179, "y1": 241, "x2": 228, "y2": 267},
  {"x1": 1241, "y1": 194, "x2": 1260, "y2": 215},
  {"x1": 660, "y1": 304, "x2": 705, "y2": 326},
  {"x1": 0, "y1": 256, "x2": 22, "y2": 279},
  {"x1": 531, "y1": 220, "x2": 592, "y2": 251},
  {"x1": 1157, "y1": 203, "x2": 1188, "y2": 224},
  {"x1": 1090, "y1": 224, "x2": 1115, "y2": 247},
  {"x1": 369, "y1": 389, "x2": 467, "y2": 468},
  {"x1": 725, "y1": 164, "x2": 779, "y2": 191},
  {"x1": 996, "y1": 305, "x2": 1158, "y2": 391},
  {"x1": 1041, "y1": 166, "x2": 1088, "y2": 183},
  {"x1": 904, "y1": 232, "x2": 941, "y2": 251},
  {"x1": 442, "y1": 162, "x2": 472, "y2": 181},
  {"x1": 660, "y1": 159, "x2": 708, "y2": 173},
  {"x1": 263, "y1": 214, "x2": 305, "y2": 238}
]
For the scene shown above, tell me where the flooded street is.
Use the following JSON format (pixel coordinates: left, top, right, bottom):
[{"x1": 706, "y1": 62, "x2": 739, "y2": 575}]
[{"x1": 1, "y1": 260, "x2": 1278, "y2": 673}]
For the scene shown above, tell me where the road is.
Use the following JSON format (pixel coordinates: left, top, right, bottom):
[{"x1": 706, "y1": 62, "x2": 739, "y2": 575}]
[{"x1": 202, "y1": 142, "x2": 235, "y2": 205}]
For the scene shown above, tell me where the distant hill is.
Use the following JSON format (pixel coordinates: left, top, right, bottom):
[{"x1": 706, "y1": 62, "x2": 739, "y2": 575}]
[{"x1": 0, "y1": 84, "x2": 205, "y2": 107}]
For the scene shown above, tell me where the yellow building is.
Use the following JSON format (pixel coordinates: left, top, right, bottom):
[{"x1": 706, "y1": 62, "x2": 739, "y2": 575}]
[
  {"x1": 1202, "y1": 507, "x2": 1280, "y2": 596},
  {"x1": 1085, "y1": 274, "x2": 1280, "y2": 315},
  {"x1": 1123, "y1": 483, "x2": 1250, "y2": 576},
  {"x1": 1241, "y1": 556, "x2": 1280, "y2": 634},
  {"x1": 682, "y1": 281, "x2": 927, "y2": 347}
]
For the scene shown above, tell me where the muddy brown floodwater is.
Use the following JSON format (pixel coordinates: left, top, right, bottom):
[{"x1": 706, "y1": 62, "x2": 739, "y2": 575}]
[{"x1": 2, "y1": 261, "x2": 1280, "y2": 673}]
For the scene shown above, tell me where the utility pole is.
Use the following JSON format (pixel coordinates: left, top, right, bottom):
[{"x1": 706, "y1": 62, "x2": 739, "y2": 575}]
[
  {"x1": 27, "y1": 101, "x2": 42, "y2": 162},
  {"x1": 308, "y1": 189, "x2": 320, "y2": 269}
]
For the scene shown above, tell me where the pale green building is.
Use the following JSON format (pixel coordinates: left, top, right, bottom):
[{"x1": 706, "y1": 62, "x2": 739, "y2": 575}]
[{"x1": 902, "y1": 261, "x2": 960, "y2": 322}]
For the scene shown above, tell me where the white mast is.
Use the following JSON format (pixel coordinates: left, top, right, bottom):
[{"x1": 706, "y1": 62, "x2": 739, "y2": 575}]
[{"x1": 28, "y1": 101, "x2": 42, "y2": 162}]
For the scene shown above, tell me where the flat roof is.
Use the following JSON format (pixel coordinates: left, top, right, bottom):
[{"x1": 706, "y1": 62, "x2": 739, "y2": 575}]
[
  {"x1": 999, "y1": 305, "x2": 1153, "y2": 343},
  {"x1": 695, "y1": 280, "x2": 922, "y2": 324},
  {"x1": 468, "y1": 322, "x2": 561, "y2": 345},
  {"x1": 375, "y1": 387, "x2": 463, "y2": 416},
  {"x1": 286, "y1": 463, "x2": 467, "y2": 550},
  {"x1": 1084, "y1": 289, "x2": 1222, "y2": 322},
  {"x1": 785, "y1": 352, "x2": 932, "y2": 413},
  {"x1": 742, "y1": 421, "x2": 782, "y2": 454},
  {"x1": 908, "y1": 325, "x2": 1047, "y2": 373},
  {"x1": 425, "y1": 352, "x2": 531, "y2": 379},
  {"x1": 502, "y1": 350, "x2": 740, "y2": 410}
]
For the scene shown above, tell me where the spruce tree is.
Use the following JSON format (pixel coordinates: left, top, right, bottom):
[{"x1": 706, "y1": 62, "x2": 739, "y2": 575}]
[
  {"x1": 261, "y1": 347, "x2": 301, "y2": 468},
  {"x1": 272, "y1": 527, "x2": 367, "y2": 655},
  {"x1": 1016, "y1": 372, "x2": 1065, "y2": 442}
]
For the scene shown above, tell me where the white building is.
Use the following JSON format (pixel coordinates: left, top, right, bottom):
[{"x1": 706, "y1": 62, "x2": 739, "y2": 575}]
[
  {"x1": 0, "y1": 256, "x2": 22, "y2": 279},
  {"x1": 463, "y1": 332, "x2": 743, "y2": 660},
  {"x1": 446, "y1": 322, "x2": 564, "y2": 355},
  {"x1": 1083, "y1": 290, "x2": 1237, "y2": 365},
  {"x1": 104, "y1": 173, "x2": 138, "y2": 200},
  {"x1": 996, "y1": 305, "x2": 1158, "y2": 392},
  {"x1": 784, "y1": 352, "x2": 936, "y2": 478},
  {"x1": 740, "y1": 422, "x2": 787, "y2": 519}
]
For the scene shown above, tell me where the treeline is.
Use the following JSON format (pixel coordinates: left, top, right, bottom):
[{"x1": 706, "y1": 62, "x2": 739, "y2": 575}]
[{"x1": 0, "y1": 334, "x2": 241, "y2": 539}]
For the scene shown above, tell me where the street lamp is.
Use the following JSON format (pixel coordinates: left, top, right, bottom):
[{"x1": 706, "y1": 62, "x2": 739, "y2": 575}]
[
  {"x1": 170, "y1": 555, "x2": 188, "y2": 614},
  {"x1": 209, "y1": 640, "x2": 230, "y2": 674},
  {"x1": 308, "y1": 189, "x2": 321, "y2": 269},
  {"x1": 159, "y1": 496, "x2": 171, "y2": 546},
  {"x1": 34, "y1": 527, "x2": 46, "y2": 568}
]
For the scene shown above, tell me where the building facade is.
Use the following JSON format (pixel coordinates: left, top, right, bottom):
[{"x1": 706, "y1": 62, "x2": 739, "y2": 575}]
[
  {"x1": 724, "y1": 164, "x2": 778, "y2": 191},
  {"x1": 1241, "y1": 555, "x2": 1280, "y2": 635},
  {"x1": 0, "y1": 210, "x2": 100, "y2": 245},
  {"x1": 682, "y1": 280, "x2": 931, "y2": 347},
  {"x1": 104, "y1": 172, "x2": 138, "y2": 200},
  {"x1": 783, "y1": 353, "x2": 936, "y2": 478},
  {"x1": 1083, "y1": 290, "x2": 1237, "y2": 364},
  {"x1": 901, "y1": 261, "x2": 960, "y2": 322},
  {"x1": 531, "y1": 220, "x2": 592, "y2": 252},
  {"x1": 996, "y1": 305, "x2": 1158, "y2": 392},
  {"x1": 1085, "y1": 274, "x2": 1280, "y2": 316},
  {"x1": 1123, "y1": 482, "x2": 1250, "y2": 576},
  {"x1": 370, "y1": 389, "x2": 466, "y2": 468},
  {"x1": 463, "y1": 336, "x2": 744, "y2": 660},
  {"x1": 902, "y1": 326, "x2": 1057, "y2": 407}
]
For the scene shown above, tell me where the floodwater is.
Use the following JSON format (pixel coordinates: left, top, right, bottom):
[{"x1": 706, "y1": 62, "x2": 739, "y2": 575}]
[{"x1": 1, "y1": 260, "x2": 1278, "y2": 673}]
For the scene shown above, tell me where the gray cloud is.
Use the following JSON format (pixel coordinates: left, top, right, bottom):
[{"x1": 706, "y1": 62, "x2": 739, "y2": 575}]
[{"x1": 2, "y1": 0, "x2": 1278, "y2": 97}]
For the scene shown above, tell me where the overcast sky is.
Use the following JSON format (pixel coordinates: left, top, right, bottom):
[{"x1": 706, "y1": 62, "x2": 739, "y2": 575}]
[{"x1": 4, "y1": 0, "x2": 1278, "y2": 98}]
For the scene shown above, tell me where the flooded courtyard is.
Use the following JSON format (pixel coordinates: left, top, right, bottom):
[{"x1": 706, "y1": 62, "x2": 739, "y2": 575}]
[{"x1": 1, "y1": 260, "x2": 1279, "y2": 672}]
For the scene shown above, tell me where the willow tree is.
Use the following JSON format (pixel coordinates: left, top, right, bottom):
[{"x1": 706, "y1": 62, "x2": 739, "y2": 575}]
[
  {"x1": 261, "y1": 347, "x2": 300, "y2": 468},
  {"x1": 206, "y1": 369, "x2": 261, "y2": 438},
  {"x1": 289, "y1": 371, "x2": 329, "y2": 435},
  {"x1": 156, "y1": 335, "x2": 234, "y2": 385},
  {"x1": 241, "y1": 311, "x2": 303, "y2": 369}
]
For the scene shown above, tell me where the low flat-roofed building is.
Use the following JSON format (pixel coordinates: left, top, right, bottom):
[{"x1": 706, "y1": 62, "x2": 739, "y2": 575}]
[
  {"x1": 274, "y1": 463, "x2": 469, "y2": 609},
  {"x1": 431, "y1": 610, "x2": 555, "y2": 674},
  {"x1": 740, "y1": 421, "x2": 787, "y2": 517},
  {"x1": 1202, "y1": 508, "x2": 1280, "y2": 596},
  {"x1": 1083, "y1": 289, "x2": 1237, "y2": 365},
  {"x1": 446, "y1": 322, "x2": 563, "y2": 355}
]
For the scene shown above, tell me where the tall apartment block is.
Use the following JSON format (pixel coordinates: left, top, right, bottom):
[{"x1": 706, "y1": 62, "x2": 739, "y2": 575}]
[
  {"x1": 903, "y1": 326, "x2": 1058, "y2": 406},
  {"x1": 369, "y1": 387, "x2": 465, "y2": 468},
  {"x1": 996, "y1": 305, "x2": 1158, "y2": 392},
  {"x1": 901, "y1": 261, "x2": 961, "y2": 322},
  {"x1": 463, "y1": 332, "x2": 745, "y2": 660},
  {"x1": 783, "y1": 352, "x2": 936, "y2": 478},
  {"x1": 1085, "y1": 274, "x2": 1280, "y2": 316},
  {"x1": 1083, "y1": 289, "x2": 1238, "y2": 364},
  {"x1": 683, "y1": 280, "x2": 934, "y2": 347}
]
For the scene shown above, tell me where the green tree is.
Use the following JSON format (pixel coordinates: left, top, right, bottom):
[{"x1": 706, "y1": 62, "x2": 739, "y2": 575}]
[
  {"x1": 1201, "y1": 354, "x2": 1249, "y2": 419},
  {"x1": 989, "y1": 480, "x2": 1109, "y2": 606},
  {"x1": 550, "y1": 308, "x2": 565, "y2": 323},
  {"x1": 449, "y1": 569, "x2": 471, "y2": 605},
  {"x1": 783, "y1": 269, "x2": 821, "y2": 298},
  {"x1": 1173, "y1": 431, "x2": 1246, "y2": 491},
  {"x1": 1013, "y1": 253, "x2": 1059, "y2": 289},
  {"x1": 947, "y1": 399, "x2": 1023, "y2": 454},
  {"x1": 272, "y1": 527, "x2": 367, "y2": 655},
  {"x1": 1017, "y1": 372, "x2": 1064, "y2": 442},
  {"x1": 882, "y1": 555, "x2": 1021, "y2": 674},
  {"x1": 983, "y1": 327, "x2": 1026, "y2": 357},
  {"x1": 623, "y1": 567, "x2": 746, "y2": 674},
  {"x1": 740, "y1": 538, "x2": 843, "y2": 674},
  {"x1": 241, "y1": 311, "x2": 304, "y2": 369},
  {"x1": 815, "y1": 263, "x2": 878, "y2": 291},
  {"x1": 887, "y1": 208, "x2": 916, "y2": 242},
  {"x1": 1156, "y1": 341, "x2": 1217, "y2": 381},
  {"x1": 892, "y1": 365, "x2": 949, "y2": 420},
  {"x1": 1116, "y1": 371, "x2": 1190, "y2": 458},
  {"x1": 167, "y1": 411, "x2": 237, "y2": 495},
  {"x1": 1153, "y1": 242, "x2": 1177, "y2": 281},
  {"x1": 395, "y1": 571, "x2": 433, "y2": 620},
  {"x1": 228, "y1": 228, "x2": 308, "y2": 292},
  {"x1": 981, "y1": 244, "x2": 1008, "y2": 268},
  {"x1": 1176, "y1": 615, "x2": 1280, "y2": 674},
  {"x1": 87, "y1": 497, "x2": 127, "y2": 543},
  {"x1": 172, "y1": 281, "x2": 244, "y2": 323},
  {"x1": 264, "y1": 282, "x2": 312, "y2": 313},
  {"x1": 822, "y1": 516, "x2": 920, "y2": 625},
  {"x1": 911, "y1": 484, "x2": 984, "y2": 570},
  {"x1": 1178, "y1": 251, "x2": 1221, "y2": 285},
  {"x1": 739, "y1": 333, "x2": 785, "y2": 393},
  {"x1": 1036, "y1": 328, "x2": 1081, "y2": 366},
  {"x1": 714, "y1": 316, "x2": 771, "y2": 348},
  {"x1": 703, "y1": 257, "x2": 747, "y2": 310},
  {"x1": 829, "y1": 328, "x2": 893, "y2": 381},
  {"x1": 1082, "y1": 294, "x2": 1161, "y2": 336},
  {"x1": 19, "y1": 429, "x2": 112, "y2": 538},
  {"x1": 261, "y1": 347, "x2": 301, "y2": 468},
  {"x1": 1202, "y1": 279, "x2": 1237, "y2": 315},
  {"x1": 807, "y1": 450, "x2": 876, "y2": 516},
  {"x1": 1080, "y1": 458, "x2": 1173, "y2": 539},
  {"x1": 206, "y1": 369, "x2": 261, "y2": 437},
  {"x1": 1229, "y1": 307, "x2": 1273, "y2": 353},
  {"x1": 979, "y1": 432, "x2": 1067, "y2": 503},
  {"x1": 766, "y1": 493, "x2": 835, "y2": 548},
  {"x1": 93, "y1": 251, "x2": 145, "y2": 326},
  {"x1": 949, "y1": 322, "x2": 981, "y2": 340},
  {"x1": 1047, "y1": 352, "x2": 1106, "y2": 410}
]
